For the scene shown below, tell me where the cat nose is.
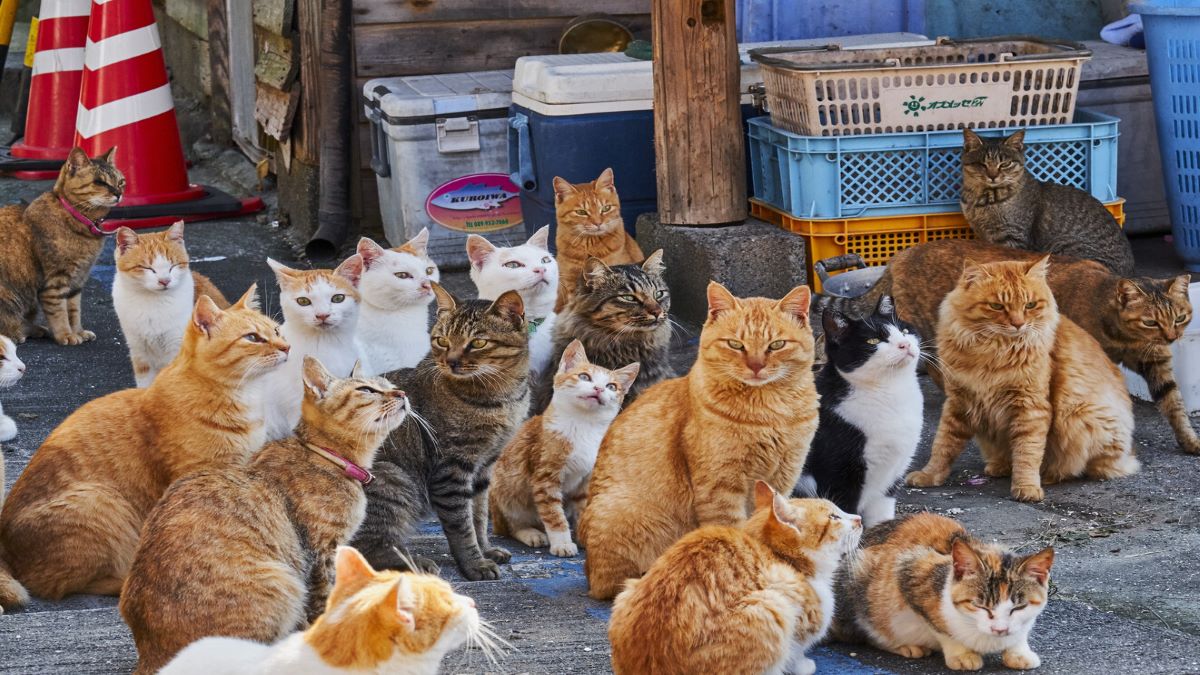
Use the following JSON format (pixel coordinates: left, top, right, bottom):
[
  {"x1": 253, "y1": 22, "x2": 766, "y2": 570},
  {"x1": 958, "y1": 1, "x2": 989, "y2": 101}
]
[
  {"x1": 315, "y1": 313, "x2": 330, "y2": 322},
  {"x1": 991, "y1": 627, "x2": 1010, "y2": 636},
  {"x1": 1009, "y1": 314, "x2": 1025, "y2": 328},
  {"x1": 594, "y1": 385, "x2": 603, "y2": 394},
  {"x1": 420, "y1": 281, "x2": 432, "y2": 290},
  {"x1": 280, "y1": 344, "x2": 290, "y2": 354},
  {"x1": 157, "y1": 278, "x2": 170, "y2": 287},
  {"x1": 466, "y1": 598, "x2": 476, "y2": 609},
  {"x1": 747, "y1": 359, "x2": 766, "y2": 375},
  {"x1": 850, "y1": 515, "x2": 862, "y2": 528}
]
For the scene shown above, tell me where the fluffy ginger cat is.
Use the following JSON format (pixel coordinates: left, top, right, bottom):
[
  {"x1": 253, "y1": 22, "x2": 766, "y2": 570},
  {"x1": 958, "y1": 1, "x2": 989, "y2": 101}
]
[
  {"x1": 580, "y1": 281, "x2": 818, "y2": 600},
  {"x1": 355, "y1": 231, "x2": 440, "y2": 375},
  {"x1": 906, "y1": 258, "x2": 1138, "y2": 502},
  {"x1": 158, "y1": 547, "x2": 492, "y2": 675},
  {"x1": 833, "y1": 513, "x2": 1054, "y2": 671},
  {"x1": 552, "y1": 168, "x2": 643, "y2": 312},
  {"x1": 0, "y1": 286, "x2": 288, "y2": 603},
  {"x1": 113, "y1": 222, "x2": 231, "y2": 387},
  {"x1": 490, "y1": 339, "x2": 638, "y2": 557},
  {"x1": 609, "y1": 482, "x2": 862, "y2": 675}
]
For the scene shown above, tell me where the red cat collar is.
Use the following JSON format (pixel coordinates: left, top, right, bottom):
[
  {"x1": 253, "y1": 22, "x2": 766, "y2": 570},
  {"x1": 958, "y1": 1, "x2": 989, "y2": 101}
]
[
  {"x1": 59, "y1": 196, "x2": 118, "y2": 237},
  {"x1": 304, "y1": 442, "x2": 374, "y2": 485}
]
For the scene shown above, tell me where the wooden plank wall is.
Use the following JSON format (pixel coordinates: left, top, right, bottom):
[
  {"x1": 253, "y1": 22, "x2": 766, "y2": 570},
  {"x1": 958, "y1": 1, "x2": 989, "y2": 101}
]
[{"x1": 350, "y1": 0, "x2": 651, "y2": 238}]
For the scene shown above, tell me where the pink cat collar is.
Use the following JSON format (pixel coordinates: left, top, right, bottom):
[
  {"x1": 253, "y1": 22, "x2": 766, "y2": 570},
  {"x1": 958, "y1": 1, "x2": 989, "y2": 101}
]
[
  {"x1": 59, "y1": 196, "x2": 116, "y2": 237},
  {"x1": 304, "y1": 442, "x2": 374, "y2": 485}
]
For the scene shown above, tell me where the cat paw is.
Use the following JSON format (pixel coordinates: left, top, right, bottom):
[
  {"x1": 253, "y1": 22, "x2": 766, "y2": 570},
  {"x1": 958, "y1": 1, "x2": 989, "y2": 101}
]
[
  {"x1": 896, "y1": 645, "x2": 932, "y2": 659},
  {"x1": 905, "y1": 469, "x2": 946, "y2": 488},
  {"x1": 550, "y1": 541, "x2": 579, "y2": 558},
  {"x1": 483, "y1": 546, "x2": 512, "y2": 564},
  {"x1": 944, "y1": 650, "x2": 984, "y2": 671},
  {"x1": 461, "y1": 559, "x2": 502, "y2": 581},
  {"x1": 984, "y1": 462, "x2": 1012, "y2": 477},
  {"x1": 54, "y1": 332, "x2": 85, "y2": 346},
  {"x1": 1010, "y1": 483, "x2": 1045, "y2": 502},
  {"x1": 407, "y1": 556, "x2": 442, "y2": 575},
  {"x1": 1179, "y1": 435, "x2": 1200, "y2": 456},
  {"x1": 1003, "y1": 647, "x2": 1041, "y2": 670},
  {"x1": 76, "y1": 329, "x2": 96, "y2": 342},
  {"x1": 514, "y1": 528, "x2": 548, "y2": 548},
  {"x1": 789, "y1": 657, "x2": 817, "y2": 675}
]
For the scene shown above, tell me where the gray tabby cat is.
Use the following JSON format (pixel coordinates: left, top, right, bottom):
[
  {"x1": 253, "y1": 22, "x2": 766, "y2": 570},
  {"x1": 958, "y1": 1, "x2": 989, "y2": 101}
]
[
  {"x1": 961, "y1": 129, "x2": 1135, "y2": 276},
  {"x1": 531, "y1": 250, "x2": 673, "y2": 414},
  {"x1": 352, "y1": 283, "x2": 529, "y2": 581}
]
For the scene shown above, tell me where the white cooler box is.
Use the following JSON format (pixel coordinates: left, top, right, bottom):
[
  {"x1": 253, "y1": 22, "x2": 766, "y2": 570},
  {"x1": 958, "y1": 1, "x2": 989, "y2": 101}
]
[
  {"x1": 364, "y1": 71, "x2": 528, "y2": 269},
  {"x1": 1124, "y1": 282, "x2": 1200, "y2": 412}
]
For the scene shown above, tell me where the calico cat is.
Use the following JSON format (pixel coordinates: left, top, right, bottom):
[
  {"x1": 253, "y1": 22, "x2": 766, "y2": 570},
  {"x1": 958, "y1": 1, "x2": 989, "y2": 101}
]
[
  {"x1": 0, "y1": 286, "x2": 288, "y2": 602},
  {"x1": 609, "y1": 483, "x2": 861, "y2": 675},
  {"x1": 581, "y1": 282, "x2": 818, "y2": 600},
  {"x1": 907, "y1": 259, "x2": 1138, "y2": 502},
  {"x1": 552, "y1": 168, "x2": 644, "y2": 311},
  {"x1": 467, "y1": 225, "x2": 559, "y2": 376},
  {"x1": 158, "y1": 546, "x2": 493, "y2": 675},
  {"x1": 797, "y1": 296, "x2": 922, "y2": 527},
  {"x1": 491, "y1": 340, "x2": 638, "y2": 557},
  {"x1": 961, "y1": 129, "x2": 1134, "y2": 276},
  {"x1": 353, "y1": 284, "x2": 530, "y2": 581},
  {"x1": 0, "y1": 147, "x2": 123, "y2": 344},
  {"x1": 531, "y1": 252, "x2": 672, "y2": 414},
  {"x1": 262, "y1": 257, "x2": 365, "y2": 441},
  {"x1": 0, "y1": 335, "x2": 25, "y2": 442},
  {"x1": 113, "y1": 222, "x2": 231, "y2": 387},
  {"x1": 121, "y1": 357, "x2": 408, "y2": 674},
  {"x1": 356, "y1": 232, "x2": 440, "y2": 375},
  {"x1": 834, "y1": 513, "x2": 1054, "y2": 671}
]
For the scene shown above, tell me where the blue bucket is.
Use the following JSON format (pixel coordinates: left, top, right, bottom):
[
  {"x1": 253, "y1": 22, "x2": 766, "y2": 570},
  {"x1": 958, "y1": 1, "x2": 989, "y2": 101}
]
[{"x1": 1132, "y1": 0, "x2": 1200, "y2": 271}]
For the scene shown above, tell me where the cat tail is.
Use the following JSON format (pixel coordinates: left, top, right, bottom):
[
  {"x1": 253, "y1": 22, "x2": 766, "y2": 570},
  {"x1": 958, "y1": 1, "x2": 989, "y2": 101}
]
[{"x1": 0, "y1": 545, "x2": 31, "y2": 614}]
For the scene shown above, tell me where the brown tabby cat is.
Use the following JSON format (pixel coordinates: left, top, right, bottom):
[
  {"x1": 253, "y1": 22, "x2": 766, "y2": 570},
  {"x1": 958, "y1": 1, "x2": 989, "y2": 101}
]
[
  {"x1": 121, "y1": 357, "x2": 408, "y2": 674},
  {"x1": 580, "y1": 282, "x2": 818, "y2": 600},
  {"x1": 553, "y1": 168, "x2": 644, "y2": 311},
  {"x1": 906, "y1": 259, "x2": 1138, "y2": 502},
  {"x1": 833, "y1": 239, "x2": 1198, "y2": 455},
  {"x1": 834, "y1": 513, "x2": 1055, "y2": 671},
  {"x1": 609, "y1": 482, "x2": 861, "y2": 675},
  {"x1": 0, "y1": 286, "x2": 288, "y2": 601},
  {"x1": 0, "y1": 146, "x2": 124, "y2": 344}
]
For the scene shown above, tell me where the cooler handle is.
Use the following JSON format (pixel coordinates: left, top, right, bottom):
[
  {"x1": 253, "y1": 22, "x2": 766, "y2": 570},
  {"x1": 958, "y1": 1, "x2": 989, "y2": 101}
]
[
  {"x1": 509, "y1": 113, "x2": 536, "y2": 192},
  {"x1": 367, "y1": 107, "x2": 390, "y2": 178},
  {"x1": 814, "y1": 253, "x2": 866, "y2": 285}
]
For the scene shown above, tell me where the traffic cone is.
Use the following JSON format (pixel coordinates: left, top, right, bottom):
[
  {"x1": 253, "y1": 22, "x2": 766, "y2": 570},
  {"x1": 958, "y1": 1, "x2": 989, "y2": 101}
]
[
  {"x1": 73, "y1": 0, "x2": 262, "y2": 228},
  {"x1": 0, "y1": 0, "x2": 91, "y2": 179}
]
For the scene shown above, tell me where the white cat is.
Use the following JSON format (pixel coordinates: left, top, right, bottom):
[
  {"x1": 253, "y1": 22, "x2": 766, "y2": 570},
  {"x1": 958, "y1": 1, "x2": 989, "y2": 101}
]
[
  {"x1": 466, "y1": 225, "x2": 559, "y2": 376},
  {"x1": 0, "y1": 336, "x2": 26, "y2": 442},
  {"x1": 262, "y1": 256, "x2": 364, "y2": 441},
  {"x1": 355, "y1": 230, "x2": 440, "y2": 376}
]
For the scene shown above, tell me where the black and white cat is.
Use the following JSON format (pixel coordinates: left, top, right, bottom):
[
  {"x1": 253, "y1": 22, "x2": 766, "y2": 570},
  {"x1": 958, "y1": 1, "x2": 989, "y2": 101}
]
[{"x1": 796, "y1": 296, "x2": 922, "y2": 527}]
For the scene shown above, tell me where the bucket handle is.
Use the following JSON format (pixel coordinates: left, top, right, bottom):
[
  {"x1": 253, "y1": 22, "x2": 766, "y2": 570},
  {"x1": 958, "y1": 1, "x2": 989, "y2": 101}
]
[
  {"x1": 367, "y1": 107, "x2": 390, "y2": 178},
  {"x1": 509, "y1": 113, "x2": 536, "y2": 192},
  {"x1": 814, "y1": 253, "x2": 867, "y2": 285}
]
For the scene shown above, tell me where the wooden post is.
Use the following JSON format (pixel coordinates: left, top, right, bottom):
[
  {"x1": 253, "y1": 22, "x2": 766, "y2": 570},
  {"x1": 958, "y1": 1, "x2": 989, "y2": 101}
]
[
  {"x1": 206, "y1": 0, "x2": 233, "y2": 146},
  {"x1": 651, "y1": 0, "x2": 747, "y2": 226}
]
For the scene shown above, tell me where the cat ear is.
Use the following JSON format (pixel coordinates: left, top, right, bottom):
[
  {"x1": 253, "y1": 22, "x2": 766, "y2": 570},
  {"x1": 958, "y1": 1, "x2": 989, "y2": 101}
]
[
  {"x1": 960, "y1": 258, "x2": 991, "y2": 287},
  {"x1": 1170, "y1": 274, "x2": 1191, "y2": 298},
  {"x1": 191, "y1": 294, "x2": 223, "y2": 335},
  {"x1": 558, "y1": 339, "x2": 588, "y2": 373},
  {"x1": 334, "y1": 546, "x2": 377, "y2": 586},
  {"x1": 641, "y1": 249, "x2": 665, "y2": 276},
  {"x1": 950, "y1": 538, "x2": 982, "y2": 580},
  {"x1": 99, "y1": 146, "x2": 117, "y2": 165},
  {"x1": 465, "y1": 234, "x2": 496, "y2": 270},
  {"x1": 166, "y1": 220, "x2": 186, "y2": 243},
  {"x1": 595, "y1": 167, "x2": 615, "y2": 191},
  {"x1": 822, "y1": 309, "x2": 849, "y2": 344},
  {"x1": 1019, "y1": 547, "x2": 1054, "y2": 586},
  {"x1": 706, "y1": 282, "x2": 739, "y2": 322},
  {"x1": 350, "y1": 360, "x2": 365, "y2": 378},
  {"x1": 876, "y1": 294, "x2": 896, "y2": 318},
  {"x1": 383, "y1": 576, "x2": 417, "y2": 629},
  {"x1": 266, "y1": 258, "x2": 296, "y2": 284},
  {"x1": 489, "y1": 289, "x2": 526, "y2": 326},
  {"x1": 612, "y1": 362, "x2": 641, "y2": 390},
  {"x1": 962, "y1": 128, "x2": 984, "y2": 152},
  {"x1": 234, "y1": 283, "x2": 261, "y2": 312},
  {"x1": 1003, "y1": 129, "x2": 1026, "y2": 151},
  {"x1": 115, "y1": 227, "x2": 139, "y2": 255},
  {"x1": 65, "y1": 147, "x2": 90, "y2": 175},
  {"x1": 1024, "y1": 255, "x2": 1050, "y2": 279},
  {"x1": 553, "y1": 176, "x2": 577, "y2": 201},
  {"x1": 777, "y1": 285, "x2": 813, "y2": 326},
  {"x1": 357, "y1": 237, "x2": 386, "y2": 269},
  {"x1": 431, "y1": 282, "x2": 457, "y2": 315},
  {"x1": 302, "y1": 356, "x2": 334, "y2": 400},
  {"x1": 527, "y1": 225, "x2": 551, "y2": 251},
  {"x1": 753, "y1": 480, "x2": 776, "y2": 513},
  {"x1": 335, "y1": 254, "x2": 365, "y2": 288},
  {"x1": 1116, "y1": 278, "x2": 1143, "y2": 306},
  {"x1": 583, "y1": 257, "x2": 611, "y2": 289},
  {"x1": 402, "y1": 228, "x2": 430, "y2": 258}
]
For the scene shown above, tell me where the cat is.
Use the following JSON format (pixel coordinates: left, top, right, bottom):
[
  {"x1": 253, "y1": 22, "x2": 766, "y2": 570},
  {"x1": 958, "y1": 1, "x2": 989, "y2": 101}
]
[
  {"x1": 121, "y1": 357, "x2": 408, "y2": 674},
  {"x1": 906, "y1": 258, "x2": 1139, "y2": 502},
  {"x1": 961, "y1": 129, "x2": 1134, "y2": 276},
  {"x1": 822, "y1": 239, "x2": 1198, "y2": 455},
  {"x1": 0, "y1": 286, "x2": 288, "y2": 602},
  {"x1": 580, "y1": 281, "x2": 818, "y2": 600},
  {"x1": 609, "y1": 482, "x2": 862, "y2": 675},
  {"x1": 355, "y1": 231, "x2": 440, "y2": 375},
  {"x1": 0, "y1": 146, "x2": 123, "y2": 344},
  {"x1": 531, "y1": 251, "x2": 672, "y2": 414},
  {"x1": 833, "y1": 513, "x2": 1055, "y2": 671},
  {"x1": 552, "y1": 168, "x2": 644, "y2": 312},
  {"x1": 796, "y1": 296, "x2": 922, "y2": 527},
  {"x1": 113, "y1": 221, "x2": 231, "y2": 387},
  {"x1": 158, "y1": 546, "x2": 493, "y2": 675},
  {"x1": 352, "y1": 284, "x2": 530, "y2": 581},
  {"x1": 490, "y1": 339, "x2": 639, "y2": 557},
  {"x1": 262, "y1": 256, "x2": 365, "y2": 441},
  {"x1": 467, "y1": 225, "x2": 559, "y2": 377},
  {"x1": 0, "y1": 335, "x2": 28, "y2": 614}
]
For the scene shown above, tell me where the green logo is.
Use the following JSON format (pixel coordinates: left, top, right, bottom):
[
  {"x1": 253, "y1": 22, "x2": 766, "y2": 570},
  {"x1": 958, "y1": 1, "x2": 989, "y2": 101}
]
[{"x1": 903, "y1": 94, "x2": 987, "y2": 117}]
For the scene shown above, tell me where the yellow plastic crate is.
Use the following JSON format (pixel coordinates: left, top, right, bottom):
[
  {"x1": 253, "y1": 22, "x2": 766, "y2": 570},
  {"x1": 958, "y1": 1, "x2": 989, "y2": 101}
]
[{"x1": 750, "y1": 198, "x2": 1127, "y2": 292}]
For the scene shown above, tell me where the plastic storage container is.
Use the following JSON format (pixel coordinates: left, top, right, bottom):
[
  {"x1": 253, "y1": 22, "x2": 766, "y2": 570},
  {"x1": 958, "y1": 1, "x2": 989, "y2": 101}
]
[
  {"x1": 749, "y1": 37, "x2": 1091, "y2": 136},
  {"x1": 1124, "y1": 283, "x2": 1200, "y2": 412},
  {"x1": 1131, "y1": 0, "x2": 1200, "y2": 271},
  {"x1": 736, "y1": 0, "x2": 926, "y2": 43},
  {"x1": 748, "y1": 108, "x2": 1119, "y2": 220},
  {"x1": 364, "y1": 71, "x2": 527, "y2": 268}
]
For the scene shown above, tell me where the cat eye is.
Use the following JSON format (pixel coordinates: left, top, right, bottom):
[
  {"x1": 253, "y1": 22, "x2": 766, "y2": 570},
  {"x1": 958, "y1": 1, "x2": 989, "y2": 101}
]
[
  {"x1": 726, "y1": 339, "x2": 745, "y2": 351},
  {"x1": 1143, "y1": 319, "x2": 1159, "y2": 327},
  {"x1": 1176, "y1": 315, "x2": 1189, "y2": 324},
  {"x1": 433, "y1": 337, "x2": 449, "y2": 348},
  {"x1": 829, "y1": 513, "x2": 841, "y2": 521},
  {"x1": 396, "y1": 272, "x2": 412, "y2": 279},
  {"x1": 574, "y1": 209, "x2": 588, "y2": 216},
  {"x1": 866, "y1": 338, "x2": 881, "y2": 345},
  {"x1": 542, "y1": 256, "x2": 552, "y2": 264},
  {"x1": 654, "y1": 290, "x2": 667, "y2": 299},
  {"x1": 1024, "y1": 301, "x2": 1037, "y2": 309},
  {"x1": 601, "y1": 205, "x2": 613, "y2": 214},
  {"x1": 768, "y1": 340, "x2": 786, "y2": 350},
  {"x1": 606, "y1": 382, "x2": 618, "y2": 391},
  {"x1": 356, "y1": 386, "x2": 378, "y2": 394},
  {"x1": 331, "y1": 294, "x2": 346, "y2": 303},
  {"x1": 617, "y1": 294, "x2": 638, "y2": 303},
  {"x1": 988, "y1": 302, "x2": 1005, "y2": 311},
  {"x1": 578, "y1": 373, "x2": 592, "y2": 382},
  {"x1": 1010, "y1": 604, "x2": 1027, "y2": 614},
  {"x1": 1001, "y1": 161, "x2": 1015, "y2": 168},
  {"x1": 425, "y1": 267, "x2": 435, "y2": 275},
  {"x1": 243, "y1": 333, "x2": 264, "y2": 343},
  {"x1": 469, "y1": 338, "x2": 488, "y2": 349},
  {"x1": 503, "y1": 261, "x2": 524, "y2": 269},
  {"x1": 296, "y1": 297, "x2": 312, "y2": 306}
]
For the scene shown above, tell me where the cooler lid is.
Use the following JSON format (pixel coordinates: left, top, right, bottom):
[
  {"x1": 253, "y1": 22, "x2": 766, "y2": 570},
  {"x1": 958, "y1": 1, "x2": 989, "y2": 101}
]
[
  {"x1": 1080, "y1": 40, "x2": 1148, "y2": 81},
  {"x1": 364, "y1": 70, "x2": 514, "y2": 123}
]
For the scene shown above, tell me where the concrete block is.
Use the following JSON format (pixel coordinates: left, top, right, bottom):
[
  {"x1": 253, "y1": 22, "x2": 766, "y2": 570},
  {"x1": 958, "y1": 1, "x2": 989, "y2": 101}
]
[{"x1": 636, "y1": 213, "x2": 807, "y2": 326}]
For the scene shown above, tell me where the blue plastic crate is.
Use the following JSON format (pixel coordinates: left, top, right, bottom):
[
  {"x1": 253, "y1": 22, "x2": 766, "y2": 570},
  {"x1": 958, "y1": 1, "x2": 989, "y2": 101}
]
[{"x1": 748, "y1": 108, "x2": 1120, "y2": 220}]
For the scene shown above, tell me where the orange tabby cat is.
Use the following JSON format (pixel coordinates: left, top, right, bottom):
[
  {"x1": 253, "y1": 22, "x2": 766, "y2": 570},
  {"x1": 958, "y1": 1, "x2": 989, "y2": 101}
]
[
  {"x1": 907, "y1": 259, "x2": 1138, "y2": 502},
  {"x1": 0, "y1": 286, "x2": 289, "y2": 602},
  {"x1": 580, "y1": 281, "x2": 818, "y2": 600},
  {"x1": 553, "y1": 168, "x2": 644, "y2": 311},
  {"x1": 609, "y1": 482, "x2": 862, "y2": 675}
]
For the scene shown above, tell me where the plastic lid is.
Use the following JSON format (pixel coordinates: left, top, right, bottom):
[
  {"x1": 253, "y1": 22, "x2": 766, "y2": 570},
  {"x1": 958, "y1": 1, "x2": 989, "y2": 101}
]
[
  {"x1": 1130, "y1": 0, "x2": 1200, "y2": 16},
  {"x1": 363, "y1": 71, "x2": 514, "y2": 120}
]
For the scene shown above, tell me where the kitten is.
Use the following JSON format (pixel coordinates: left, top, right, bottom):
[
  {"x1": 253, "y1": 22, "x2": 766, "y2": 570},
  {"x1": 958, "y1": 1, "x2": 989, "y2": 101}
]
[
  {"x1": 0, "y1": 286, "x2": 288, "y2": 603},
  {"x1": 158, "y1": 547, "x2": 491, "y2": 675},
  {"x1": 531, "y1": 252, "x2": 672, "y2": 414},
  {"x1": 906, "y1": 258, "x2": 1139, "y2": 502},
  {"x1": 834, "y1": 513, "x2": 1055, "y2": 671},
  {"x1": 796, "y1": 297, "x2": 922, "y2": 527},
  {"x1": 121, "y1": 357, "x2": 409, "y2": 674},
  {"x1": 467, "y1": 225, "x2": 559, "y2": 376},
  {"x1": 609, "y1": 482, "x2": 862, "y2": 675},
  {"x1": 355, "y1": 231, "x2": 440, "y2": 375},
  {"x1": 0, "y1": 146, "x2": 124, "y2": 344},
  {"x1": 552, "y1": 168, "x2": 644, "y2": 311},
  {"x1": 0, "y1": 335, "x2": 28, "y2": 614},
  {"x1": 961, "y1": 129, "x2": 1134, "y2": 276},
  {"x1": 262, "y1": 256, "x2": 365, "y2": 441},
  {"x1": 353, "y1": 284, "x2": 530, "y2": 581},
  {"x1": 491, "y1": 340, "x2": 638, "y2": 557},
  {"x1": 580, "y1": 282, "x2": 818, "y2": 600},
  {"x1": 113, "y1": 222, "x2": 231, "y2": 387}
]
